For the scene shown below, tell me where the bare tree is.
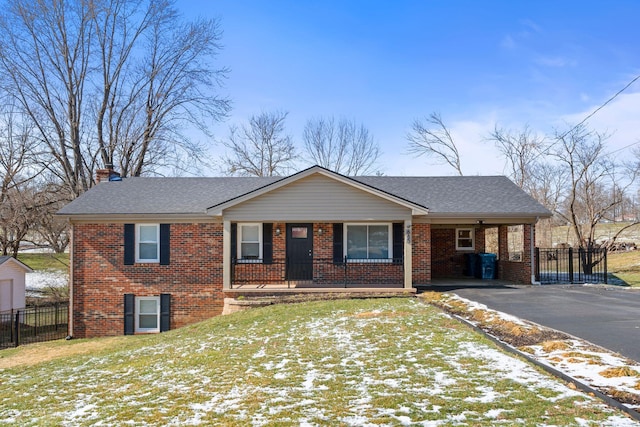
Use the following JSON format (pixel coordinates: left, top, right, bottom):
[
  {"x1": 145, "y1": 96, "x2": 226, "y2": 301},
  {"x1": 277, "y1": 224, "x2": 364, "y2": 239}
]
[
  {"x1": 31, "y1": 179, "x2": 71, "y2": 253},
  {"x1": 0, "y1": 105, "x2": 39, "y2": 207},
  {"x1": 222, "y1": 111, "x2": 297, "y2": 177},
  {"x1": 488, "y1": 125, "x2": 547, "y2": 190},
  {"x1": 0, "y1": 104, "x2": 41, "y2": 256},
  {"x1": 554, "y1": 124, "x2": 640, "y2": 254},
  {"x1": 303, "y1": 116, "x2": 380, "y2": 175},
  {"x1": 98, "y1": 4, "x2": 230, "y2": 178},
  {"x1": 0, "y1": 0, "x2": 229, "y2": 198},
  {"x1": 406, "y1": 112, "x2": 463, "y2": 176}
]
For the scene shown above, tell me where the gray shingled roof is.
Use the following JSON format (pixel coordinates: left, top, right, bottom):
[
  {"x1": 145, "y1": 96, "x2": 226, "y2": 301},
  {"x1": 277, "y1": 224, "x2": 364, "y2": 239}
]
[
  {"x1": 57, "y1": 173, "x2": 550, "y2": 217},
  {"x1": 354, "y1": 176, "x2": 551, "y2": 216},
  {"x1": 57, "y1": 177, "x2": 280, "y2": 215}
]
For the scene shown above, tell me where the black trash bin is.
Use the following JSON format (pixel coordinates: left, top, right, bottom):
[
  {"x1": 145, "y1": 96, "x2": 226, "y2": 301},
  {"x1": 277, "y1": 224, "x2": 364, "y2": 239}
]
[
  {"x1": 475, "y1": 253, "x2": 497, "y2": 279},
  {"x1": 464, "y1": 253, "x2": 477, "y2": 277}
]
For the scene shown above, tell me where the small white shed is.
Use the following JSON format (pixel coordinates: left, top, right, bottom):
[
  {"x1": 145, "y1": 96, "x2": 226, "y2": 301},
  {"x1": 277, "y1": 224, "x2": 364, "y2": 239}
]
[{"x1": 0, "y1": 256, "x2": 33, "y2": 312}]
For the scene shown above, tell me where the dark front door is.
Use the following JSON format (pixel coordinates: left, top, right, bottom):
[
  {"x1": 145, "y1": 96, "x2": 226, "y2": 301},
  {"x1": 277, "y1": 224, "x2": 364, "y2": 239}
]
[{"x1": 286, "y1": 223, "x2": 313, "y2": 280}]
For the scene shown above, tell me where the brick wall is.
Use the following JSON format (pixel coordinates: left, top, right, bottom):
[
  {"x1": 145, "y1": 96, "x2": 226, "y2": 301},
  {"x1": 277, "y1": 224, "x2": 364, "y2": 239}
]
[
  {"x1": 430, "y1": 226, "x2": 489, "y2": 279},
  {"x1": 497, "y1": 224, "x2": 533, "y2": 284},
  {"x1": 72, "y1": 222, "x2": 224, "y2": 338},
  {"x1": 431, "y1": 228, "x2": 464, "y2": 278},
  {"x1": 412, "y1": 223, "x2": 431, "y2": 284}
]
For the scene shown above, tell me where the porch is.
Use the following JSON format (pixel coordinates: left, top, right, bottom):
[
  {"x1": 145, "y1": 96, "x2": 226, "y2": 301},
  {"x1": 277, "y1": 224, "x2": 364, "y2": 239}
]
[{"x1": 230, "y1": 257, "x2": 405, "y2": 290}]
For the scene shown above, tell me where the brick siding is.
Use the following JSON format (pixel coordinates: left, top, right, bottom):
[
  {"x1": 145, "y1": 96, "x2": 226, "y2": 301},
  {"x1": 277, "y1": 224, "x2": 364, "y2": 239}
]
[
  {"x1": 497, "y1": 224, "x2": 533, "y2": 284},
  {"x1": 412, "y1": 223, "x2": 431, "y2": 284},
  {"x1": 72, "y1": 220, "x2": 535, "y2": 337},
  {"x1": 72, "y1": 222, "x2": 224, "y2": 338}
]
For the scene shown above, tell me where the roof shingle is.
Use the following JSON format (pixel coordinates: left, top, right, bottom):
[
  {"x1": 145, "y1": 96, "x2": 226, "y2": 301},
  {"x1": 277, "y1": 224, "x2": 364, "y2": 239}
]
[{"x1": 57, "y1": 172, "x2": 550, "y2": 217}]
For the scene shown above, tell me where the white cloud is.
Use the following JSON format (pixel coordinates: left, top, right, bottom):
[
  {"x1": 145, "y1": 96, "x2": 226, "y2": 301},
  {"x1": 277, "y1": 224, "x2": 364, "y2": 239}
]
[
  {"x1": 534, "y1": 55, "x2": 576, "y2": 68},
  {"x1": 500, "y1": 35, "x2": 516, "y2": 50},
  {"x1": 450, "y1": 118, "x2": 506, "y2": 176},
  {"x1": 386, "y1": 115, "x2": 505, "y2": 177},
  {"x1": 519, "y1": 19, "x2": 543, "y2": 35},
  {"x1": 559, "y1": 91, "x2": 640, "y2": 157}
]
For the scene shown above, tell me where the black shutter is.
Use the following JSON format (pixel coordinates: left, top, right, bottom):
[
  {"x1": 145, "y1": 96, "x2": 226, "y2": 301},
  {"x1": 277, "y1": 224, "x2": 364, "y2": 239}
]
[
  {"x1": 124, "y1": 293, "x2": 135, "y2": 335},
  {"x1": 231, "y1": 223, "x2": 237, "y2": 261},
  {"x1": 263, "y1": 223, "x2": 273, "y2": 264},
  {"x1": 393, "y1": 223, "x2": 404, "y2": 265},
  {"x1": 124, "y1": 224, "x2": 135, "y2": 265},
  {"x1": 160, "y1": 294, "x2": 171, "y2": 332},
  {"x1": 333, "y1": 223, "x2": 344, "y2": 264},
  {"x1": 160, "y1": 224, "x2": 170, "y2": 265}
]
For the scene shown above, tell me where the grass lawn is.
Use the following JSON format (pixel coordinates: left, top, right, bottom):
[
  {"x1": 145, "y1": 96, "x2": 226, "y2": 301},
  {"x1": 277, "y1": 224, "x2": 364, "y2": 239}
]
[
  {"x1": 608, "y1": 251, "x2": 640, "y2": 287},
  {"x1": 16, "y1": 252, "x2": 69, "y2": 273},
  {"x1": 0, "y1": 298, "x2": 636, "y2": 426}
]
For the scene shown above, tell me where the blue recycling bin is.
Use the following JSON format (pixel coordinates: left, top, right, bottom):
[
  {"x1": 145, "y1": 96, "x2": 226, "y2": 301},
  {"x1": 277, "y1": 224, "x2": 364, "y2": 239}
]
[{"x1": 475, "y1": 253, "x2": 497, "y2": 279}]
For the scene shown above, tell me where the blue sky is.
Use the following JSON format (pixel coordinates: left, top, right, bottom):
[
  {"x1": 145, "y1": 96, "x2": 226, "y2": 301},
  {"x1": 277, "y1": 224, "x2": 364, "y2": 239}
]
[{"x1": 179, "y1": 1, "x2": 640, "y2": 176}]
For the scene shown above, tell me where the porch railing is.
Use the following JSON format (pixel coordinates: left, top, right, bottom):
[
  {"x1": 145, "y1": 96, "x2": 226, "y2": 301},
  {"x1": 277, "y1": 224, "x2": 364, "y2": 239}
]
[
  {"x1": 535, "y1": 247, "x2": 607, "y2": 285},
  {"x1": 231, "y1": 257, "x2": 404, "y2": 288}
]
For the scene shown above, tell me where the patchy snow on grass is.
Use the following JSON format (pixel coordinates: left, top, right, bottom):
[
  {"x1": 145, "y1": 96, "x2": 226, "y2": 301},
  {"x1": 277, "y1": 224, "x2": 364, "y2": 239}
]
[
  {"x1": 25, "y1": 270, "x2": 68, "y2": 291},
  {"x1": 441, "y1": 292, "x2": 640, "y2": 414},
  {"x1": 449, "y1": 294, "x2": 529, "y2": 326},
  {"x1": 1, "y1": 299, "x2": 638, "y2": 426},
  {"x1": 531, "y1": 339, "x2": 640, "y2": 399}
]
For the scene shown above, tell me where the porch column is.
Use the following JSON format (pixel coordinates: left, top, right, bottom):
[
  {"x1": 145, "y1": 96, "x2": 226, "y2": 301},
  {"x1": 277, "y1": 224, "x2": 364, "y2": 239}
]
[
  {"x1": 223, "y1": 219, "x2": 231, "y2": 289},
  {"x1": 498, "y1": 225, "x2": 509, "y2": 261},
  {"x1": 526, "y1": 223, "x2": 535, "y2": 284},
  {"x1": 68, "y1": 223, "x2": 74, "y2": 338},
  {"x1": 404, "y1": 219, "x2": 413, "y2": 289}
]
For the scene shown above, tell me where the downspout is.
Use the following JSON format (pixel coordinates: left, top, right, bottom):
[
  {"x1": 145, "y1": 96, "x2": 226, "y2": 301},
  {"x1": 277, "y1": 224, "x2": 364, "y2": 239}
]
[
  {"x1": 66, "y1": 222, "x2": 74, "y2": 339},
  {"x1": 530, "y1": 221, "x2": 541, "y2": 285}
]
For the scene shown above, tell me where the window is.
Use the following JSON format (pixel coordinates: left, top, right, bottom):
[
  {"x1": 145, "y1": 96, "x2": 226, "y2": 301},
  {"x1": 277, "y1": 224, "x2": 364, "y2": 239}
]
[
  {"x1": 125, "y1": 293, "x2": 170, "y2": 335},
  {"x1": 238, "y1": 223, "x2": 262, "y2": 261},
  {"x1": 135, "y1": 296, "x2": 160, "y2": 333},
  {"x1": 124, "y1": 224, "x2": 169, "y2": 265},
  {"x1": 136, "y1": 224, "x2": 159, "y2": 262},
  {"x1": 456, "y1": 228, "x2": 474, "y2": 251},
  {"x1": 291, "y1": 226, "x2": 307, "y2": 239},
  {"x1": 345, "y1": 223, "x2": 391, "y2": 260}
]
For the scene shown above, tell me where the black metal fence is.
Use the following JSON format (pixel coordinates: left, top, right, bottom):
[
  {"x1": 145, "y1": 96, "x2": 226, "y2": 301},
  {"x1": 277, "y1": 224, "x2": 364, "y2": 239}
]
[
  {"x1": 535, "y1": 247, "x2": 607, "y2": 285},
  {"x1": 231, "y1": 257, "x2": 404, "y2": 288},
  {"x1": 0, "y1": 303, "x2": 69, "y2": 349}
]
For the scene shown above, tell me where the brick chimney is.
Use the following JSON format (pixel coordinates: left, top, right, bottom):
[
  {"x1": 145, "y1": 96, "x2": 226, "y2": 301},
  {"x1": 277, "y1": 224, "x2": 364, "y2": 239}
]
[{"x1": 96, "y1": 164, "x2": 121, "y2": 183}]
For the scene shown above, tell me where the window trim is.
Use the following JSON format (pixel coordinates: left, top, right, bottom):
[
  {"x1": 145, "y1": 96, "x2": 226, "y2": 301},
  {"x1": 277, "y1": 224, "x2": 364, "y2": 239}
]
[
  {"x1": 135, "y1": 296, "x2": 160, "y2": 333},
  {"x1": 135, "y1": 224, "x2": 160, "y2": 263},
  {"x1": 456, "y1": 227, "x2": 475, "y2": 251},
  {"x1": 237, "y1": 223, "x2": 263, "y2": 262},
  {"x1": 343, "y1": 223, "x2": 393, "y2": 261}
]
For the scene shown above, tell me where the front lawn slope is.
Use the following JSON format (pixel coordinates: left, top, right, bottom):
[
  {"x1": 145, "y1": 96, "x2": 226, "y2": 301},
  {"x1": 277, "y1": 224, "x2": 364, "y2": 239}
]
[{"x1": 0, "y1": 298, "x2": 636, "y2": 426}]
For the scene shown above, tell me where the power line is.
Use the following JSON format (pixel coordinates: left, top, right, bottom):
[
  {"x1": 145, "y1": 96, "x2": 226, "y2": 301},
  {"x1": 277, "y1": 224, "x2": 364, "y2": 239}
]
[{"x1": 556, "y1": 73, "x2": 640, "y2": 141}]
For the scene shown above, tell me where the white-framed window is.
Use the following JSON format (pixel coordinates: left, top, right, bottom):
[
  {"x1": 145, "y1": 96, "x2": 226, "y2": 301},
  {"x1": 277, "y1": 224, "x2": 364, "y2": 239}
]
[
  {"x1": 238, "y1": 223, "x2": 262, "y2": 261},
  {"x1": 136, "y1": 224, "x2": 160, "y2": 262},
  {"x1": 135, "y1": 296, "x2": 160, "y2": 333},
  {"x1": 344, "y1": 223, "x2": 392, "y2": 261},
  {"x1": 456, "y1": 228, "x2": 475, "y2": 251}
]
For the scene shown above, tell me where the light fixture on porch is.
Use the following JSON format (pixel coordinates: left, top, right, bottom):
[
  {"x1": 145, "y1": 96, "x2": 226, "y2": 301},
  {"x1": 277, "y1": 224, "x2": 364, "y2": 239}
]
[
  {"x1": 317, "y1": 227, "x2": 323, "y2": 235},
  {"x1": 275, "y1": 227, "x2": 281, "y2": 236},
  {"x1": 477, "y1": 220, "x2": 484, "y2": 225}
]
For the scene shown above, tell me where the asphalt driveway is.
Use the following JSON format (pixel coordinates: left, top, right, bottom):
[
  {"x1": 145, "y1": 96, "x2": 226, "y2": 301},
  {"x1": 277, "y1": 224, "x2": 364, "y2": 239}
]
[{"x1": 425, "y1": 282, "x2": 640, "y2": 363}]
